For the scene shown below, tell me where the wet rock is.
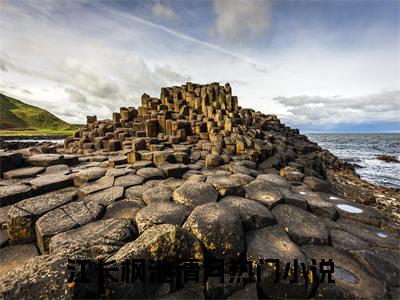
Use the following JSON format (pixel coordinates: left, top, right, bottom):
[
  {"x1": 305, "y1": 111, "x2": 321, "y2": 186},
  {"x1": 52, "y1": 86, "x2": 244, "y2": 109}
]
[
  {"x1": 49, "y1": 218, "x2": 136, "y2": 258},
  {"x1": 3, "y1": 167, "x2": 45, "y2": 180},
  {"x1": 244, "y1": 180, "x2": 283, "y2": 209},
  {"x1": 272, "y1": 204, "x2": 329, "y2": 245},
  {"x1": 142, "y1": 185, "x2": 173, "y2": 204},
  {"x1": 114, "y1": 174, "x2": 144, "y2": 188},
  {"x1": 335, "y1": 202, "x2": 381, "y2": 226},
  {"x1": 83, "y1": 186, "x2": 124, "y2": 206},
  {"x1": 206, "y1": 176, "x2": 245, "y2": 197},
  {"x1": 303, "y1": 176, "x2": 331, "y2": 192},
  {"x1": 29, "y1": 174, "x2": 73, "y2": 194},
  {"x1": 35, "y1": 201, "x2": 104, "y2": 254},
  {"x1": 376, "y1": 154, "x2": 399, "y2": 163},
  {"x1": 0, "y1": 184, "x2": 33, "y2": 207},
  {"x1": 349, "y1": 248, "x2": 400, "y2": 287},
  {"x1": 136, "y1": 167, "x2": 165, "y2": 181},
  {"x1": 330, "y1": 229, "x2": 370, "y2": 251},
  {"x1": 173, "y1": 182, "x2": 218, "y2": 209},
  {"x1": 0, "y1": 255, "x2": 71, "y2": 299},
  {"x1": 219, "y1": 196, "x2": 275, "y2": 230},
  {"x1": 7, "y1": 193, "x2": 74, "y2": 243},
  {"x1": 305, "y1": 192, "x2": 338, "y2": 220},
  {"x1": 336, "y1": 219, "x2": 399, "y2": 249},
  {"x1": 103, "y1": 199, "x2": 144, "y2": 220},
  {"x1": 72, "y1": 167, "x2": 107, "y2": 186},
  {"x1": 135, "y1": 202, "x2": 190, "y2": 233},
  {"x1": 0, "y1": 244, "x2": 39, "y2": 276},
  {"x1": 183, "y1": 202, "x2": 244, "y2": 261},
  {"x1": 77, "y1": 175, "x2": 114, "y2": 198},
  {"x1": 27, "y1": 154, "x2": 64, "y2": 167},
  {"x1": 301, "y1": 245, "x2": 385, "y2": 299}
]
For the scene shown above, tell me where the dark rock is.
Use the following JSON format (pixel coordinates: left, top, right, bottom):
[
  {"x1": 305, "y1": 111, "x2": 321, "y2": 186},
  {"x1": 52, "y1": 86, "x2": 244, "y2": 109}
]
[
  {"x1": 0, "y1": 229, "x2": 8, "y2": 247},
  {"x1": 0, "y1": 244, "x2": 39, "y2": 276},
  {"x1": 72, "y1": 167, "x2": 107, "y2": 186},
  {"x1": 136, "y1": 167, "x2": 165, "y2": 181},
  {"x1": 108, "y1": 155, "x2": 128, "y2": 167},
  {"x1": 0, "y1": 184, "x2": 33, "y2": 207},
  {"x1": 226, "y1": 283, "x2": 258, "y2": 299},
  {"x1": 219, "y1": 196, "x2": 275, "y2": 230},
  {"x1": 27, "y1": 154, "x2": 64, "y2": 167},
  {"x1": 183, "y1": 202, "x2": 244, "y2": 261},
  {"x1": 334, "y1": 202, "x2": 381, "y2": 226},
  {"x1": 103, "y1": 199, "x2": 144, "y2": 220},
  {"x1": 49, "y1": 219, "x2": 136, "y2": 258},
  {"x1": 173, "y1": 182, "x2": 218, "y2": 209},
  {"x1": 29, "y1": 174, "x2": 73, "y2": 194},
  {"x1": 142, "y1": 185, "x2": 173, "y2": 204},
  {"x1": 7, "y1": 193, "x2": 74, "y2": 243},
  {"x1": 3, "y1": 167, "x2": 45, "y2": 180},
  {"x1": 280, "y1": 188, "x2": 309, "y2": 210},
  {"x1": 301, "y1": 245, "x2": 385, "y2": 299},
  {"x1": 0, "y1": 152, "x2": 24, "y2": 176},
  {"x1": 114, "y1": 174, "x2": 144, "y2": 188},
  {"x1": 330, "y1": 229, "x2": 370, "y2": 251},
  {"x1": 35, "y1": 201, "x2": 104, "y2": 254},
  {"x1": 272, "y1": 204, "x2": 329, "y2": 245},
  {"x1": 125, "y1": 185, "x2": 148, "y2": 200},
  {"x1": 305, "y1": 192, "x2": 338, "y2": 220},
  {"x1": 205, "y1": 153, "x2": 223, "y2": 167},
  {"x1": 206, "y1": 176, "x2": 245, "y2": 197},
  {"x1": 244, "y1": 180, "x2": 283, "y2": 209},
  {"x1": 77, "y1": 175, "x2": 114, "y2": 198},
  {"x1": 376, "y1": 154, "x2": 399, "y2": 163},
  {"x1": 256, "y1": 173, "x2": 291, "y2": 188},
  {"x1": 83, "y1": 186, "x2": 124, "y2": 206},
  {"x1": 303, "y1": 176, "x2": 331, "y2": 192},
  {"x1": 135, "y1": 202, "x2": 190, "y2": 233}
]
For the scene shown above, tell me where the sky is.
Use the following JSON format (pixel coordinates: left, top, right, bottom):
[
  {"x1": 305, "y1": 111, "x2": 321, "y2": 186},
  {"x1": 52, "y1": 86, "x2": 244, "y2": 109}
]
[{"x1": 0, "y1": 0, "x2": 399, "y2": 133}]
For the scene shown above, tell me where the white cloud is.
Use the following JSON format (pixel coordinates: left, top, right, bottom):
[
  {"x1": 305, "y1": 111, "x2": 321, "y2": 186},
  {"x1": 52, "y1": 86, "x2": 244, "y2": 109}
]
[
  {"x1": 212, "y1": 0, "x2": 271, "y2": 43},
  {"x1": 274, "y1": 90, "x2": 400, "y2": 127},
  {"x1": 152, "y1": 2, "x2": 178, "y2": 21}
]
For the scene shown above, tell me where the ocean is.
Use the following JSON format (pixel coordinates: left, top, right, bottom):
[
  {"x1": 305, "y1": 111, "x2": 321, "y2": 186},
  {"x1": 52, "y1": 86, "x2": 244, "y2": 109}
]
[{"x1": 306, "y1": 133, "x2": 400, "y2": 189}]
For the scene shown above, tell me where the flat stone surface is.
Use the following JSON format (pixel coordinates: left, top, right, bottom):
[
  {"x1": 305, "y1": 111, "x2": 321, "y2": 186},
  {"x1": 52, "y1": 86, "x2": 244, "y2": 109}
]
[
  {"x1": 301, "y1": 245, "x2": 385, "y2": 299},
  {"x1": 107, "y1": 224, "x2": 203, "y2": 263},
  {"x1": 142, "y1": 185, "x2": 173, "y2": 204},
  {"x1": 29, "y1": 174, "x2": 73, "y2": 194},
  {"x1": 78, "y1": 175, "x2": 114, "y2": 198},
  {"x1": 0, "y1": 184, "x2": 33, "y2": 207},
  {"x1": 83, "y1": 186, "x2": 124, "y2": 206},
  {"x1": 305, "y1": 192, "x2": 338, "y2": 220},
  {"x1": 35, "y1": 201, "x2": 104, "y2": 254},
  {"x1": 280, "y1": 188, "x2": 309, "y2": 210},
  {"x1": 219, "y1": 196, "x2": 275, "y2": 230},
  {"x1": 256, "y1": 173, "x2": 291, "y2": 188},
  {"x1": 229, "y1": 173, "x2": 255, "y2": 185},
  {"x1": 272, "y1": 204, "x2": 329, "y2": 245},
  {"x1": 27, "y1": 154, "x2": 64, "y2": 167},
  {"x1": 43, "y1": 164, "x2": 70, "y2": 175},
  {"x1": 136, "y1": 167, "x2": 165, "y2": 181},
  {"x1": 136, "y1": 201, "x2": 190, "y2": 233},
  {"x1": 160, "y1": 177, "x2": 185, "y2": 190},
  {"x1": 106, "y1": 167, "x2": 135, "y2": 177},
  {"x1": 349, "y1": 248, "x2": 400, "y2": 287},
  {"x1": 131, "y1": 160, "x2": 154, "y2": 169},
  {"x1": 0, "y1": 244, "x2": 39, "y2": 276},
  {"x1": 0, "y1": 205, "x2": 10, "y2": 227},
  {"x1": 125, "y1": 185, "x2": 149, "y2": 200},
  {"x1": 244, "y1": 180, "x2": 283, "y2": 209},
  {"x1": 206, "y1": 176, "x2": 245, "y2": 197},
  {"x1": 330, "y1": 229, "x2": 370, "y2": 251},
  {"x1": 49, "y1": 218, "x2": 136, "y2": 258},
  {"x1": 335, "y1": 202, "x2": 381, "y2": 226},
  {"x1": 3, "y1": 167, "x2": 45, "y2": 180},
  {"x1": 0, "y1": 255, "x2": 72, "y2": 299},
  {"x1": 7, "y1": 193, "x2": 74, "y2": 243},
  {"x1": 103, "y1": 199, "x2": 144, "y2": 220},
  {"x1": 114, "y1": 174, "x2": 144, "y2": 188},
  {"x1": 183, "y1": 202, "x2": 244, "y2": 260},
  {"x1": 73, "y1": 167, "x2": 107, "y2": 186},
  {"x1": 173, "y1": 182, "x2": 218, "y2": 209},
  {"x1": 303, "y1": 176, "x2": 331, "y2": 192}
]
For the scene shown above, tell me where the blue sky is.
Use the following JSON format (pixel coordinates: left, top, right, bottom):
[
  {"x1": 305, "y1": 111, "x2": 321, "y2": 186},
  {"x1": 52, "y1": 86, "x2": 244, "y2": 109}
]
[{"x1": 0, "y1": 0, "x2": 399, "y2": 132}]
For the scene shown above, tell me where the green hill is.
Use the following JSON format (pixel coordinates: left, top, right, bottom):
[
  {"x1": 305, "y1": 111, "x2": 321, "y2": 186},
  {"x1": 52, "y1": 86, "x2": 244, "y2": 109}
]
[{"x1": 0, "y1": 93, "x2": 79, "y2": 135}]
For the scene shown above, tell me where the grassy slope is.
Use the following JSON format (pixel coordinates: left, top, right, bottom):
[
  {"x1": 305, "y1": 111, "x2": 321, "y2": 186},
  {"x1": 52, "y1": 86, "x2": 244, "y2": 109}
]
[{"x1": 0, "y1": 93, "x2": 79, "y2": 136}]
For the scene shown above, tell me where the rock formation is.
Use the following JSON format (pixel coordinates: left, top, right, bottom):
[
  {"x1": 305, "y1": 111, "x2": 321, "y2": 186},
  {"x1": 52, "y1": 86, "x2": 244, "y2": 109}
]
[{"x1": 0, "y1": 82, "x2": 399, "y2": 299}]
